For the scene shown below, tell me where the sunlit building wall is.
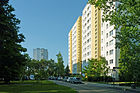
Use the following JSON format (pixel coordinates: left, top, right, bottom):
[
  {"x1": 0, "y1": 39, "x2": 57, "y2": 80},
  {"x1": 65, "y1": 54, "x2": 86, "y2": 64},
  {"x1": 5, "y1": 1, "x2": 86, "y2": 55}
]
[
  {"x1": 68, "y1": 17, "x2": 82, "y2": 74},
  {"x1": 101, "y1": 1, "x2": 120, "y2": 80},
  {"x1": 82, "y1": 4, "x2": 101, "y2": 67}
]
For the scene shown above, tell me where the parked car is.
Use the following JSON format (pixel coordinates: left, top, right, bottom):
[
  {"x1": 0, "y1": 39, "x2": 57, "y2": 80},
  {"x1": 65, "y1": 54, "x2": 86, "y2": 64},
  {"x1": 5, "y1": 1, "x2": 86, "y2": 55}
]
[
  {"x1": 57, "y1": 77, "x2": 63, "y2": 81},
  {"x1": 67, "y1": 77, "x2": 73, "y2": 83},
  {"x1": 63, "y1": 77, "x2": 68, "y2": 82},
  {"x1": 48, "y1": 76, "x2": 57, "y2": 80},
  {"x1": 71, "y1": 77, "x2": 82, "y2": 84}
]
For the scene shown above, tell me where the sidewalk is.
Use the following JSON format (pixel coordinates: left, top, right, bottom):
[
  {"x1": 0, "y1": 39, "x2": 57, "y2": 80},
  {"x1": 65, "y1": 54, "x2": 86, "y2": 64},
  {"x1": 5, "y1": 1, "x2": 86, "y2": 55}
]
[{"x1": 84, "y1": 81, "x2": 140, "y2": 93}]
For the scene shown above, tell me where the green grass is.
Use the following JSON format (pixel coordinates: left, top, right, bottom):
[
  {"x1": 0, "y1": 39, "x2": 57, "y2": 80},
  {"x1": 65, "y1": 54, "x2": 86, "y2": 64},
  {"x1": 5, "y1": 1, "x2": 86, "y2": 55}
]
[{"x1": 0, "y1": 80, "x2": 77, "y2": 93}]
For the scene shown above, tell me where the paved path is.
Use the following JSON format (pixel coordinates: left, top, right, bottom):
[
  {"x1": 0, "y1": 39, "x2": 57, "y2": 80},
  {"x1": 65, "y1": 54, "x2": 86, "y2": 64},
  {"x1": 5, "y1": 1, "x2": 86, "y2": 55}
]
[{"x1": 51, "y1": 80, "x2": 137, "y2": 93}]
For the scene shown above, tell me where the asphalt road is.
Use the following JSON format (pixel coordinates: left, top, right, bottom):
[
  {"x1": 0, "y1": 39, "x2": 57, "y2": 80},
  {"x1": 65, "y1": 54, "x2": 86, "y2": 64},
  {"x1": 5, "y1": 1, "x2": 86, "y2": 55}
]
[{"x1": 51, "y1": 80, "x2": 135, "y2": 93}]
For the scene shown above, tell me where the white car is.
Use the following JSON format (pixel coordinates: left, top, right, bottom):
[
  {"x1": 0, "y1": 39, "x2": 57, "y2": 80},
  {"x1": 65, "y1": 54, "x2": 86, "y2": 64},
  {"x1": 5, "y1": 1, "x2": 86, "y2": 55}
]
[{"x1": 67, "y1": 77, "x2": 73, "y2": 83}]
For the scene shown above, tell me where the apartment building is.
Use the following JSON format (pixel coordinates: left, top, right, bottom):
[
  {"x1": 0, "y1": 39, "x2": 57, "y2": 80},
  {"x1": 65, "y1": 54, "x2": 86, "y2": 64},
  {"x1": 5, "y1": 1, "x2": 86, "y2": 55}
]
[
  {"x1": 68, "y1": 17, "x2": 82, "y2": 74},
  {"x1": 68, "y1": 3, "x2": 120, "y2": 80},
  {"x1": 101, "y1": 1, "x2": 120, "y2": 80},
  {"x1": 33, "y1": 48, "x2": 48, "y2": 61},
  {"x1": 82, "y1": 4, "x2": 101, "y2": 67}
]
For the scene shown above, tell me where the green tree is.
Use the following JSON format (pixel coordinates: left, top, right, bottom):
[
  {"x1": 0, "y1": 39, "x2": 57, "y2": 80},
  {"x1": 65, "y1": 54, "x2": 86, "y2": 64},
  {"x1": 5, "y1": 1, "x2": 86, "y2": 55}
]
[
  {"x1": 46, "y1": 59, "x2": 57, "y2": 77},
  {"x1": 82, "y1": 57, "x2": 109, "y2": 79},
  {"x1": 64, "y1": 65, "x2": 70, "y2": 76},
  {"x1": 25, "y1": 59, "x2": 59, "y2": 80},
  {"x1": 56, "y1": 52, "x2": 64, "y2": 77},
  {"x1": 88, "y1": 0, "x2": 140, "y2": 82},
  {"x1": 0, "y1": 0, "x2": 27, "y2": 83}
]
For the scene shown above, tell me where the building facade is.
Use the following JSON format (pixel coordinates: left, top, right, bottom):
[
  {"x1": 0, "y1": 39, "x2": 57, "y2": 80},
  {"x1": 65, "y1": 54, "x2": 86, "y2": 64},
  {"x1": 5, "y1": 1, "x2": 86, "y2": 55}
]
[
  {"x1": 68, "y1": 3, "x2": 120, "y2": 80},
  {"x1": 33, "y1": 48, "x2": 48, "y2": 61},
  {"x1": 82, "y1": 4, "x2": 101, "y2": 67},
  {"x1": 68, "y1": 17, "x2": 82, "y2": 74},
  {"x1": 101, "y1": 1, "x2": 120, "y2": 80}
]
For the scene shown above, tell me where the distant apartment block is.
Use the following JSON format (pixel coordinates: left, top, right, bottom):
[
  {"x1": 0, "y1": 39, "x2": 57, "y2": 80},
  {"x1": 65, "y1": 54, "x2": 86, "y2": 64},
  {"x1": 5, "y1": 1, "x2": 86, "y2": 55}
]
[
  {"x1": 68, "y1": 17, "x2": 82, "y2": 74},
  {"x1": 33, "y1": 48, "x2": 48, "y2": 61}
]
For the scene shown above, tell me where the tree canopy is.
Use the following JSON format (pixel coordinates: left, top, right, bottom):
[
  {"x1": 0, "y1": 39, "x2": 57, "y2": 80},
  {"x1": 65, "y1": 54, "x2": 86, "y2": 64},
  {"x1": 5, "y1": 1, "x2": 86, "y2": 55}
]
[
  {"x1": 0, "y1": 0, "x2": 27, "y2": 83},
  {"x1": 82, "y1": 57, "x2": 109, "y2": 79},
  {"x1": 88, "y1": 0, "x2": 140, "y2": 82},
  {"x1": 56, "y1": 52, "x2": 65, "y2": 77}
]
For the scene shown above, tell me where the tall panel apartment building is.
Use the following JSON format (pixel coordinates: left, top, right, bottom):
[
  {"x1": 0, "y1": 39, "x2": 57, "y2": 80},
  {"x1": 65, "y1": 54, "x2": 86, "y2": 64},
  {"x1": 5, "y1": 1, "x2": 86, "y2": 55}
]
[
  {"x1": 33, "y1": 48, "x2": 48, "y2": 61},
  {"x1": 68, "y1": 17, "x2": 82, "y2": 74},
  {"x1": 68, "y1": 3, "x2": 120, "y2": 79},
  {"x1": 101, "y1": 1, "x2": 120, "y2": 80},
  {"x1": 82, "y1": 4, "x2": 101, "y2": 67}
]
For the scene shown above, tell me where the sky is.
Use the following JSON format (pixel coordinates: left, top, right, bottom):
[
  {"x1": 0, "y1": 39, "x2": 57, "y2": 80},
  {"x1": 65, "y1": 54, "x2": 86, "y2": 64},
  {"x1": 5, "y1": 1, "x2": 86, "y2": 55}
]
[{"x1": 9, "y1": 0, "x2": 88, "y2": 66}]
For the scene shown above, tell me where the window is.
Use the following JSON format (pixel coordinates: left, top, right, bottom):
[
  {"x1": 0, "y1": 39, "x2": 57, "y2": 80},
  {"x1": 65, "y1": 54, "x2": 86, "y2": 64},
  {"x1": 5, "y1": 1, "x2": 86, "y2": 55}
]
[
  {"x1": 95, "y1": 47, "x2": 97, "y2": 50},
  {"x1": 84, "y1": 11, "x2": 86, "y2": 15},
  {"x1": 95, "y1": 17, "x2": 97, "y2": 20},
  {"x1": 109, "y1": 49, "x2": 114, "y2": 55},
  {"x1": 106, "y1": 51, "x2": 108, "y2": 56},
  {"x1": 101, "y1": 39, "x2": 103, "y2": 43},
  {"x1": 95, "y1": 9, "x2": 97, "y2": 12},
  {"x1": 95, "y1": 24, "x2": 97, "y2": 28},
  {"x1": 87, "y1": 13, "x2": 89, "y2": 17},
  {"x1": 87, "y1": 52, "x2": 90, "y2": 56},
  {"x1": 95, "y1": 32, "x2": 97, "y2": 35},
  {"x1": 95, "y1": 51, "x2": 97, "y2": 54},
  {"x1": 95, "y1": 28, "x2": 97, "y2": 31},
  {"x1": 87, "y1": 6, "x2": 90, "y2": 11},
  {"x1": 101, "y1": 31, "x2": 103, "y2": 35},
  {"x1": 101, "y1": 47, "x2": 103, "y2": 51},
  {"x1": 87, "y1": 32, "x2": 89, "y2": 36},
  {"x1": 95, "y1": 21, "x2": 97, "y2": 24},
  {"x1": 106, "y1": 42, "x2": 108, "y2": 47},
  {"x1": 106, "y1": 33, "x2": 108, "y2": 38},
  {"x1": 87, "y1": 39, "x2": 90, "y2": 43},
  {"x1": 95, "y1": 40, "x2": 97, "y2": 42},
  {"x1": 95, "y1": 55, "x2": 97, "y2": 57},
  {"x1": 87, "y1": 26, "x2": 90, "y2": 30},
  {"x1": 106, "y1": 24, "x2": 108, "y2": 29},
  {"x1": 110, "y1": 59, "x2": 113, "y2": 64},
  {"x1": 95, "y1": 13, "x2": 97, "y2": 16},
  {"x1": 109, "y1": 30, "x2": 113, "y2": 36},
  {"x1": 109, "y1": 40, "x2": 113, "y2": 45},
  {"x1": 85, "y1": 23, "x2": 87, "y2": 27},
  {"x1": 87, "y1": 20, "x2": 89, "y2": 24}
]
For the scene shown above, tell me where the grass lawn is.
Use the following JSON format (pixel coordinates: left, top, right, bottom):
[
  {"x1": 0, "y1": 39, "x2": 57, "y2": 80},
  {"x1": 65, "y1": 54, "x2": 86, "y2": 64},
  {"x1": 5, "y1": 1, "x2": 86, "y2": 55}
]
[{"x1": 0, "y1": 80, "x2": 77, "y2": 93}]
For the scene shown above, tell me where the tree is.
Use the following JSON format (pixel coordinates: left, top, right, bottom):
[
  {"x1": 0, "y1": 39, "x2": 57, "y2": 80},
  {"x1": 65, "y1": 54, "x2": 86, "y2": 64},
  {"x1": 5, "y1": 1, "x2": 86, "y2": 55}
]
[
  {"x1": 64, "y1": 65, "x2": 70, "y2": 76},
  {"x1": 82, "y1": 57, "x2": 109, "y2": 80},
  {"x1": 25, "y1": 59, "x2": 59, "y2": 80},
  {"x1": 88, "y1": 0, "x2": 140, "y2": 82},
  {"x1": 56, "y1": 52, "x2": 64, "y2": 77},
  {"x1": 0, "y1": 0, "x2": 27, "y2": 83},
  {"x1": 46, "y1": 59, "x2": 57, "y2": 77}
]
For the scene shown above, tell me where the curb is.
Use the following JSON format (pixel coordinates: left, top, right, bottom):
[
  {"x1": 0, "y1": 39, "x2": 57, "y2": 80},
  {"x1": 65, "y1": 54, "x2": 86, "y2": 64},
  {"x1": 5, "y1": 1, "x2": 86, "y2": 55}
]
[
  {"x1": 84, "y1": 82, "x2": 140, "y2": 93},
  {"x1": 104, "y1": 85, "x2": 140, "y2": 93}
]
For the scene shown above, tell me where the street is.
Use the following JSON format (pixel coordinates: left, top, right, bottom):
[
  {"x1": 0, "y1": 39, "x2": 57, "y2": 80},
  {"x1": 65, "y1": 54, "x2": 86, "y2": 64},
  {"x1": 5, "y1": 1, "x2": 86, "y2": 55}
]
[{"x1": 51, "y1": 80, "x2": 135, "y2": 93}]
